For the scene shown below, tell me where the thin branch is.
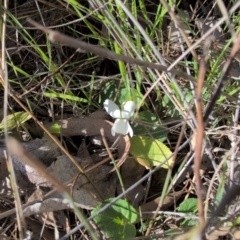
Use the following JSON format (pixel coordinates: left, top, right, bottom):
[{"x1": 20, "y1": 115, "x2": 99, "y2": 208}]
[
  {"x1": 195, "y1": 57, "x2": 206, "y2": 225},
  {"x1": 27, "y1": 18, "x2": 197, "y2": 83}
]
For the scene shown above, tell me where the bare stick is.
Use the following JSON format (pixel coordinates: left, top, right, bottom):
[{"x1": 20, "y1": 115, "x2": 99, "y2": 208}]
[
  {"x1": 194, "y1": 57, "x2": 206, "y2": 226},
  {"x1": 27, "y1": 18, "x2": 197, "y2": 83}
]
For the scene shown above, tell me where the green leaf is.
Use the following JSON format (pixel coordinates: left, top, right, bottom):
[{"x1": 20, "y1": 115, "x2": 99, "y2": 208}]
[
  {"x1": 91, "y1": 198, "x2": 137, "y2": 239},
  {"x1": 180, "y1": 218, "x2": 198, "y2": 227},
  {"x1": 44, "y1": 92, "x2": 88, "y2": 103},
  {"x1": 162, "y1": 94, "x2": 170, "y2": 107},
  {"x1": 228, "y1": 216, "x2": 240, "y2": 226},
  {"x1": 114, "y1": 42, "x2": 127, "y2": 84},
  {"x1": 130, "y1": 135, "x2": 173, "y2": 169},
  {"x1": 48, "y1": 123, "x2": 61, "y2": 134},
  {"x1": 132, "y1": 111, "x2": 168, "y2": 141},
  {"x1": 183, "y1": 88, "x2": 193, "y2": 103},
  {"x1": 118, "y1": 88, "x2": 143, "y2": 106},
  {"x1": 0, "y1": 112, "x2": 32, "y2": 130},
  {"x1": 178, "y1": 198, "x2": 198, "y2": 213},
  {"x1": 99, "y1": 80, "x2": 118, "y2": 104},
  {"x1": 178, "y1": 198, "x2": 198, "y2": 227},
  {"x1": 214, "y1": 163, "x2": 227, "y2": 208}
]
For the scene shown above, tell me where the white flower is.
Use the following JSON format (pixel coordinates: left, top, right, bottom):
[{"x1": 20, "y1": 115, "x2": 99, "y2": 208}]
[{"x1": 104, "y1": 99, "x2": 136, "y2": 137}]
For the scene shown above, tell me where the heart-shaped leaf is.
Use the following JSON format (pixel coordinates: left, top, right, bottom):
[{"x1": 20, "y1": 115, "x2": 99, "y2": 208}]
[
  {"x1": 130, "y1": 135, "x2": 173, "y2": 169},
  {"x1": 91, "y1": 198, "x2": 137, "y2": 239},
  {"x1": 118, "y1": 88, "x2": 143, "y2": 106}
]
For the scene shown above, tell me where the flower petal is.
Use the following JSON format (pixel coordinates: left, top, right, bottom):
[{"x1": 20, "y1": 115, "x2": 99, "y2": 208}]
[
  {"x1": 111, "y1": 127, "x2": 116, "y2": 136},
  {"x1": 127, "y1": 122, "x2": 134, "y2": 137},
  {"x1": 123, "y1": 101, "x2": 136, "y2": 117},
  {"x1": 104, "y1": 99, "x2": 121, "y2": 118},
  {"x1": 119, "y1": 110, "x2": 131, "y2": 119},
  {"x1": 112, "y1": 119, "x2": 129, "y2": 135}
]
